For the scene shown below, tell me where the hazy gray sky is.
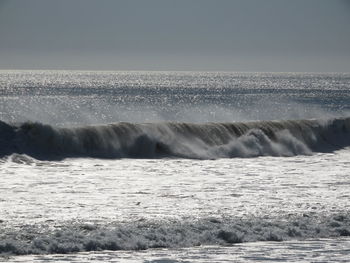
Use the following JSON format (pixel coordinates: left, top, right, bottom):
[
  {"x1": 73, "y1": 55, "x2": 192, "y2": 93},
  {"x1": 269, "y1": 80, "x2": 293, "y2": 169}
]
[{"x1": 0, "y1": 0, "x2": 349, "y2": 71}]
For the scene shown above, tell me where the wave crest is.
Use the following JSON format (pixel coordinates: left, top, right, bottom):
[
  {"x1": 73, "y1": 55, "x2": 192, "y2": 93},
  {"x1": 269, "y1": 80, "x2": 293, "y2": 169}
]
[{"x1": 0, "y1": 117, "x2": 349, "y2": 160}]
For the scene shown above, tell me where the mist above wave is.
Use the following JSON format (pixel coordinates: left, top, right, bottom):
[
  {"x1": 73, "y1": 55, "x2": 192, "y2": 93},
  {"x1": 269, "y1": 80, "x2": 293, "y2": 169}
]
[
  {"x1": 1, "y1": 71, "x2": 349, "y2": 125},
  {"x1": 1, "y1": 72, "x2": 350, "y2": 159}
]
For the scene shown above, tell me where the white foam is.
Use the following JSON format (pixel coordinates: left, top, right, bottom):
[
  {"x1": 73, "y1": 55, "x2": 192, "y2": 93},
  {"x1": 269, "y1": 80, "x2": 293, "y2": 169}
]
[{"x1": 0, "y1": 214, "x2": 349, "y2": 255}]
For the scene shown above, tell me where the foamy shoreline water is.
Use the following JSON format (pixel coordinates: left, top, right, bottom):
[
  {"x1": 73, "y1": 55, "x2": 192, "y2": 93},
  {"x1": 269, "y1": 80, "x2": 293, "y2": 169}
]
[
  {"x1": 4, "y1": 239, "x2": 350, "y2": 263},
  {"x1": 1, "y1": 213, "x2": 349, "y2": 255}
]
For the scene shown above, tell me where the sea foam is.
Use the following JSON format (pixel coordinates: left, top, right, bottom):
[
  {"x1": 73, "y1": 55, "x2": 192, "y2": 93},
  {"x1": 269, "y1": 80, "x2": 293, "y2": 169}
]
[{"x1": 0, "y1": 213, "x2": 349, "y2": 255}]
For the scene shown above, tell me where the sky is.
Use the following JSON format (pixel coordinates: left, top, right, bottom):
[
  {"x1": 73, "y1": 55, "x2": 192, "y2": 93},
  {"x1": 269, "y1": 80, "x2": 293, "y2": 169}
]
[{"x1": 0, "y1": 0, "x2": 349, "y2": 72}]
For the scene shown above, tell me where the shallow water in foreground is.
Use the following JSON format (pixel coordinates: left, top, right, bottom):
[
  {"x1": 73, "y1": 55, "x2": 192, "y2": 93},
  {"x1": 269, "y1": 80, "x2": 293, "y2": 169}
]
[
  {"x1": 4, "y1": 239, "x2": 350, "y2": 263},
  {"x1": 1, "y1": 150, "x2": 350, "y2": 261}
]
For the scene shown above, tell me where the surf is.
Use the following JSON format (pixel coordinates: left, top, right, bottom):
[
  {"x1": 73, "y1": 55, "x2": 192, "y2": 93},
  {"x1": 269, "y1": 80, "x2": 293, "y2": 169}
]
[
  {"x1": 0, "y1": 213, "x2": 349, "y2": 255},
  {"x1": 0, "y1": 117, "x2": 349, "y2": 160}
]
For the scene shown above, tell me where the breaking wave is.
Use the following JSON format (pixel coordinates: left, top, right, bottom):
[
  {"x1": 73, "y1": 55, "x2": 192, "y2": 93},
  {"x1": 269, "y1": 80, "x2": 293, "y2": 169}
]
[
  {"x1": 0, "y1": 213, "x2": 349, "y2": 255},
  {"x1": 0, "y1": 117, "x2": 349, "y2": 160}
]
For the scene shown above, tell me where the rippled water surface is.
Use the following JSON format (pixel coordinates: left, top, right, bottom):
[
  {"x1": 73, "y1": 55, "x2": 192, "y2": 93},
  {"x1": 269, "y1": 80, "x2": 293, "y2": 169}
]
[{"x1": 0, "y1": 71, "x2": 349, "y2": 262}]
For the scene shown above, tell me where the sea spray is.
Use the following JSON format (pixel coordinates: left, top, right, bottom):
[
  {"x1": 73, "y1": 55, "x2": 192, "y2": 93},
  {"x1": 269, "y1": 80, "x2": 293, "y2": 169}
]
[{"x1": 0, "y1": 117, "x2": 349, "y2": 160}]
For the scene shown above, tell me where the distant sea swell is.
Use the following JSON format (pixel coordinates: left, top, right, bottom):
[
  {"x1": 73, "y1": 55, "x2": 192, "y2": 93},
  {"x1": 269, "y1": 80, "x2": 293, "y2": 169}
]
[{"x1": 0, "y1": 117, "x2": 349, "y2": 160}]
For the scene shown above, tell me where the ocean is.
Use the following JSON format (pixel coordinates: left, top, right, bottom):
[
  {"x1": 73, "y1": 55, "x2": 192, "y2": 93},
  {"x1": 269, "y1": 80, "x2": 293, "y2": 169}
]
[{"x1": 0, "y1": 71, "x2": 349, "y2": 262}]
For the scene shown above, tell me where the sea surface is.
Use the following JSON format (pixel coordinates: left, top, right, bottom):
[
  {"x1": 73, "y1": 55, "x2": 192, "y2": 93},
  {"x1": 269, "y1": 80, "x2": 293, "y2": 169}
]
[{"x1": 0, "y1": 71, "x2": 349, "y2": 262}]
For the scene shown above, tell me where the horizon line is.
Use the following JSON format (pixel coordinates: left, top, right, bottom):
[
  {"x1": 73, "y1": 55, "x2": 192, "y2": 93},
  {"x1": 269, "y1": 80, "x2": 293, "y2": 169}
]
[{"x1": 0, "y1": 69, "x2": 349, "y2": 74}]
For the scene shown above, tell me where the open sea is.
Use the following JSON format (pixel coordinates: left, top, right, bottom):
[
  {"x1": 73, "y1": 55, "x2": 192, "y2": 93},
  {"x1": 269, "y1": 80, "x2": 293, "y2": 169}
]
[{"x1": 0, "y1": 71, "x2": 349, "y2": 262}]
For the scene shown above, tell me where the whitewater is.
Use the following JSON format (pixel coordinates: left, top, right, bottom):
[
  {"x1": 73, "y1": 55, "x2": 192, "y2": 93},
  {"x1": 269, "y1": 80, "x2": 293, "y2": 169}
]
[{"x1": 0, "y1": 71, "x2": 349, "y2": 262}]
